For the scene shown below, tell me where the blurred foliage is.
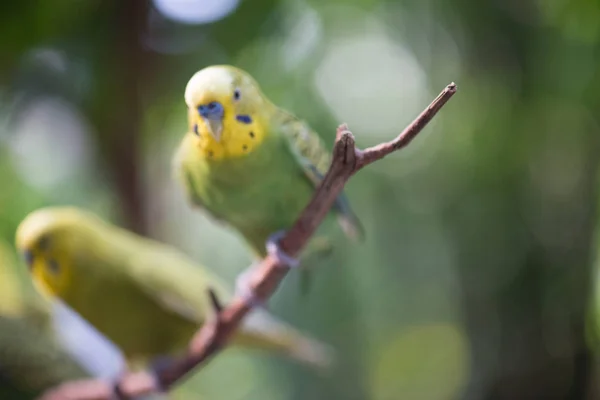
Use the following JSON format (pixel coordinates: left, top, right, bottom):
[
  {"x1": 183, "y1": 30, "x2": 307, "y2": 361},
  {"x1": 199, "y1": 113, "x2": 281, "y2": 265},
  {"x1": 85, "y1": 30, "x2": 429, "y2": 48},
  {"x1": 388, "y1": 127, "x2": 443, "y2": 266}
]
[{"x1": 2, "y1": 0, "x2": 600, "y2": 399}]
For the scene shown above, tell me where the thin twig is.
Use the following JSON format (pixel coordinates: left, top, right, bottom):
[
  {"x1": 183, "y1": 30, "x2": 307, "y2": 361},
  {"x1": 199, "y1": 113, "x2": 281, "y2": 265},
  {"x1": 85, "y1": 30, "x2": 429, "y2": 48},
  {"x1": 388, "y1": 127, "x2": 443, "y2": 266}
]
[{"x1": 38, "y1": 82, "x2": 457, "y2": 400}]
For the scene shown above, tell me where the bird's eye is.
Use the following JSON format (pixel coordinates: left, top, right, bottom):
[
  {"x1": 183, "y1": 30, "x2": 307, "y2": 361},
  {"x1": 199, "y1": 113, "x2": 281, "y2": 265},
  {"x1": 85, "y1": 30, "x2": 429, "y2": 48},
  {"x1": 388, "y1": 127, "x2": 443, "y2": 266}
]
[
  {"x1": 38, "y1": 235, "x2": 49, "y2": 251},
  {"x1": 47, "y1": 259, "x2": 60, "y2": 275},
  {"x1": 233, "y1": 88, "x2": 241, "y2": 101}
]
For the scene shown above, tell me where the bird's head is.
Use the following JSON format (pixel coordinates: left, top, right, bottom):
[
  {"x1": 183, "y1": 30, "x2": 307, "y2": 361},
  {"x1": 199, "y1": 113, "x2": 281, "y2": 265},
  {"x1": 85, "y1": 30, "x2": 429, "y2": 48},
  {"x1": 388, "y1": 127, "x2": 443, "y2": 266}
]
[
  {"x1": 184, "y1": 65, "x2": 271, "y2": 160},
  {"x1": 16, "y1": 207, "x2": 87, "y2": 300}
]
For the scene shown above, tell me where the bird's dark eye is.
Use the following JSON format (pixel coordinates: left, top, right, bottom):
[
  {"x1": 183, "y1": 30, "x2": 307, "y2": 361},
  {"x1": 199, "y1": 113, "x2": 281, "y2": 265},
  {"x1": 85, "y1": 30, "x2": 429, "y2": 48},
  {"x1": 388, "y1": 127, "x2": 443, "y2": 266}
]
[
  {"x1": 233, "y1": 88, "x2": 241, "y2": 101},
  {"x1": 47, "y1": 259, "x2": 60, "y2": 275},
  {"x1": 38, "y1": 235, "x2": 49, "y2": 251}
]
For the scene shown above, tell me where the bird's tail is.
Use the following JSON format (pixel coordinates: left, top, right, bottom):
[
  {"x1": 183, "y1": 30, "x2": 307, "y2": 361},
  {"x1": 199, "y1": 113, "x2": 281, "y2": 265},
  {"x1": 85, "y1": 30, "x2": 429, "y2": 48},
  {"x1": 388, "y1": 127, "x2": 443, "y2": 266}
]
[
  {"x1": 337, "y1": 212, "x2": 365, "y2": 242},
  {"x1": 285, "y1": 332, "x2": 335, "y2": 370},
  {"x1": 236, "y1": 309, "x2": 335, "y2": 370},
  {"x1": 334, "y1": 193, "x2": 365, "y2": 242}
]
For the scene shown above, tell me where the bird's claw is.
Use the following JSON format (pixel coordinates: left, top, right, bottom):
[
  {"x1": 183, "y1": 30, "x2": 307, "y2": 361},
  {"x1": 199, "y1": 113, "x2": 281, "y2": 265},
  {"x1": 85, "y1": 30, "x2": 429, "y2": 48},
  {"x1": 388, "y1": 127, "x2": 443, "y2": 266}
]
[
  {"x1": 266, "y1": 230, "x2": 300, "y2": 268},
  {"x1": 111, "y1": 367, "x2": 130, "y2": 400},
  {"x1": 235, "y1": 262, "x2": 268, "y2": 309},
  {"x1": 111, "y1": 382, "x2": 126, "y2": 400},
  {"x1": 234, "y1": 230, "x2": 299, "y2": 309},
  {"x1": 147, "y1": 355, "x2": 173, "y2": 393}
]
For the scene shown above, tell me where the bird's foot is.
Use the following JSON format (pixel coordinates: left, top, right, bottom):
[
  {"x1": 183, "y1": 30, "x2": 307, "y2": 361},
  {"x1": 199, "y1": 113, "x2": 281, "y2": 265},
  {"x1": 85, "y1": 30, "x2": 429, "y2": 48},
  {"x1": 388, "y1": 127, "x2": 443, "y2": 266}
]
[
  {"x1": 234, "y1": 230, "x2": 299, "y2": 308},
  {"x1": 111, "y1": 367, "x2": 130, "y2": 400},
  {"x1": 235, "y1": 262, "x2": 268, "y2": 310},
  {"x1": 266, "y1": 230, "x2": 300, "y2": 268},
  {"x1": 147, "y1": 355, "x2": 173, "y2": 393},
  {"x1": 111, "y1": 382, "x2": 126, "y2": 400},
  {"x1": 111, "y1": 357, "x2": 170, "y2": 399}
]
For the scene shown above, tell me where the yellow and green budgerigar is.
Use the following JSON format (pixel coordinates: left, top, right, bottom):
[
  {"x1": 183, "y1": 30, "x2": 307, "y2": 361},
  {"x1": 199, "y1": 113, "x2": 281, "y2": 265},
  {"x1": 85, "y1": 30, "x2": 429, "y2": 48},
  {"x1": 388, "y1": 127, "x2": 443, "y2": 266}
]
[
  {"x1": 16, "y1": 206, "x2": 333, "y2": 371},
  {"x1": 173, "y1": 65, "x2": 364, "y2": 267},
  {"x1": 0, "y1": 241, "x2": 90, "y2": 400}
]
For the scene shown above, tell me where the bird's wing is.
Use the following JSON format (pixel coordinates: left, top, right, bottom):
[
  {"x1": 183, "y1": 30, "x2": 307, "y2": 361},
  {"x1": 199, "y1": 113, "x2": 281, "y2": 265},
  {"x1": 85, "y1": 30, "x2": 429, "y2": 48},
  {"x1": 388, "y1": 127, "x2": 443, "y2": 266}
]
[
  {"x1": 275, "y1": 109, "x2": 365, "y2": 241},
  {"x1": 129, "y1": 245, "x2": 231, "y2": 325}
]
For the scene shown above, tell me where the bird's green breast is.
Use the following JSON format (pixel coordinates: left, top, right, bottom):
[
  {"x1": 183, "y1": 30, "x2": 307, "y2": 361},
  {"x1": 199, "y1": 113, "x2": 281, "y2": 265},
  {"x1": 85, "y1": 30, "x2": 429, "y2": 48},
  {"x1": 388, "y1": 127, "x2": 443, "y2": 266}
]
[{"x1": 186, "y1": 132, "x2": 315, "y2": 255}]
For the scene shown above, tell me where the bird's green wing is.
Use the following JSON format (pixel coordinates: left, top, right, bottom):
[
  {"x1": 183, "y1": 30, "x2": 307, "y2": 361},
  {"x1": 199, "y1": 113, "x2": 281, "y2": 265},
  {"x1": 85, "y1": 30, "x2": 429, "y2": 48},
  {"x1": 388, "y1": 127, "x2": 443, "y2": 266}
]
[
  {"x1": 275, "y1": 109, "x2": 365, "y2": 241},
  {"x1": 128, "y1": 245, "x2": 231, "y2": 325}
]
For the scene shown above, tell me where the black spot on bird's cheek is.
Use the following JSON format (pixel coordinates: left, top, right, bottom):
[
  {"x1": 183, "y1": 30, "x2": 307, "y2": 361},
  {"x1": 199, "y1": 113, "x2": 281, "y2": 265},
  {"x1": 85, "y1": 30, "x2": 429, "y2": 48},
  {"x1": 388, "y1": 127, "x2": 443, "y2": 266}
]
[
  {"x1": 249, "y1": 131, "x2": 255, "y2": 139},
  {"x1": 243, "y1": 145, "x2": 248, "y2": 151},
  {"x1": 47, "y1": 259, "x2": 60, "y2": 275},
  {"x1": 193, "y1": 124, "x2": 199, "y2": 136}
]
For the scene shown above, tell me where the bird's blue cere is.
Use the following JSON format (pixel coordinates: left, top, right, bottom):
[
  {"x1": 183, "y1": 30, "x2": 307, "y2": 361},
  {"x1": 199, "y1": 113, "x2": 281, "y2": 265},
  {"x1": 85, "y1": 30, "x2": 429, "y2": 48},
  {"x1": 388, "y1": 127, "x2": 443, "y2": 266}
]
[
  {"x1": 236, "y1": 115, "x2": 252, "y2": 124},
  {"x1": 198, "y1": 101, "x2": 224, "y2": 120}
]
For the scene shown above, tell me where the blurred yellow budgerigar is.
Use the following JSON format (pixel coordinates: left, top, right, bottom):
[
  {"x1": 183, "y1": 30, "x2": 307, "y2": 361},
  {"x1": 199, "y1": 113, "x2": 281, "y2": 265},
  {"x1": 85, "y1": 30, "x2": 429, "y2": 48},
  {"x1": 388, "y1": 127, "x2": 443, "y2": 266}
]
[
  {"x1": 173, "y1": 65, "x2": 364, "y2": 278},
  {"x1": 0, "y1": 241, "x2": 89, "y2": 399},
  {"x1": 16, "y1": 206, "x2": 333, "y2": 370}
]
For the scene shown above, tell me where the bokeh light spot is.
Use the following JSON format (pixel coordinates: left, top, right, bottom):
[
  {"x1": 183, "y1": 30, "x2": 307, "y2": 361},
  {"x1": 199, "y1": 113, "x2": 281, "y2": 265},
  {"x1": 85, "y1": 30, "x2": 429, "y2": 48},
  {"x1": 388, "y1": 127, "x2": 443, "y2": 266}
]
[
  {"x1": 8, "y1": 97, "x2": 94, "y2": 190},
  {"x1": 315, "y1": 22, "x2": 427, "y2": 141},
  {"x1": 153, "y1": 0, "x2": 240, "y2": 25},
  {"x1": 370, "y1": 323, "x2": 470, "y2": 400}
]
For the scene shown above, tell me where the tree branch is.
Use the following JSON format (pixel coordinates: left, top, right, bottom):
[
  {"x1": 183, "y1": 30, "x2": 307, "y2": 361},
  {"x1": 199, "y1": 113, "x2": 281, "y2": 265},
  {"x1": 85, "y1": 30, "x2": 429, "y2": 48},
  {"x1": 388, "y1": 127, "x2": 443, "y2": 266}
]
[{"x1": 38, "y1": 82, "x2": 457, "y2": 400}]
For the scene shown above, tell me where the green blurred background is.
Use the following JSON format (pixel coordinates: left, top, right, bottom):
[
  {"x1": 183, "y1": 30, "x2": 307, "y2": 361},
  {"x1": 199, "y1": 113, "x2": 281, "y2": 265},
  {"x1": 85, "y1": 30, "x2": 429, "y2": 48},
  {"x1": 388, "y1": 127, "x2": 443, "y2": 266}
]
[{"x1": 2, "y1": 0, "x2": 600, "y2": 399}]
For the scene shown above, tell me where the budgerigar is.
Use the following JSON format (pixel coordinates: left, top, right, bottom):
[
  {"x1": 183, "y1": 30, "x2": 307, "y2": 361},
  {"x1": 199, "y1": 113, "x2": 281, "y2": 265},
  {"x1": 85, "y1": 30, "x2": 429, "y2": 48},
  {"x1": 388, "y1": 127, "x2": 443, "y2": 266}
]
[
  {"x1": 16, "y1": 206, "x2": 333, "y2": 372},
  {"x1": 173, "y1": 65, "x2": 364, "y2": 276}
]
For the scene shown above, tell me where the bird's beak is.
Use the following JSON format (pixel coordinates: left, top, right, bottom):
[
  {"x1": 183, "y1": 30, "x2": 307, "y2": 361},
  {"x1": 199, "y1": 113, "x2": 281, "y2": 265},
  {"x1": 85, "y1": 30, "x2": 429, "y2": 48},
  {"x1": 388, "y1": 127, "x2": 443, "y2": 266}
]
[
  {"x1": 203, "y1": 118, "x2": 223, "y2": 142},
  {"x1": 24, "y1": 255, "x2": 55, "y2": 297},
  {"x1": 32, "y1": 271, "x2": 55, "y2": 298},
  {"x1": 197, "y1": 101, "x2": 225, "y2": 142}
]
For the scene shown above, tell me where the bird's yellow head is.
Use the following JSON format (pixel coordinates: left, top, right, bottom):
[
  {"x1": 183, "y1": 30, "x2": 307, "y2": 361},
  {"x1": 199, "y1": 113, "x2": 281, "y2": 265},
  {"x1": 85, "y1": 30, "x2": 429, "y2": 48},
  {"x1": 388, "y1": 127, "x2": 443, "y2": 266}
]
[
  {"x1": 15, "y1": 207, "x2": 86, "y2": 300},
  {"x1": 184, "y1": 65, "x2": 273, "y2": 161}
]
